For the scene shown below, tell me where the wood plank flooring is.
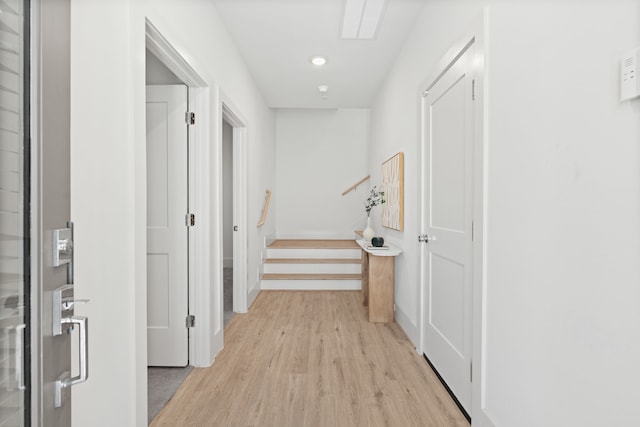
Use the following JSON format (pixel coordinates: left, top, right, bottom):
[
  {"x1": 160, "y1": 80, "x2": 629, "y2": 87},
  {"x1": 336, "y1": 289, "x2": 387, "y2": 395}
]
[{"x1": 150, "y1": 291, "x2": 470, "y2": 427}]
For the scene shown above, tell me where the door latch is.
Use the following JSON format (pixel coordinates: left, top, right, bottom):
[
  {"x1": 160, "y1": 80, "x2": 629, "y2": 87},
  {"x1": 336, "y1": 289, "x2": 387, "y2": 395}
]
[{"x1": 418, "y1": 234, "x2": 429, "y2": 243}]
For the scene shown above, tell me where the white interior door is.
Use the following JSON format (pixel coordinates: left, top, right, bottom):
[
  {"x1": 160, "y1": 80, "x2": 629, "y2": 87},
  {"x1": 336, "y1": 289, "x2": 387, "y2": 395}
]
[
  {"x1": 421, "y1": 44, "x2": 475, "y2": 412},
  {"x1": 146, "y1": 85, "x2": 189, "y2": 367}
]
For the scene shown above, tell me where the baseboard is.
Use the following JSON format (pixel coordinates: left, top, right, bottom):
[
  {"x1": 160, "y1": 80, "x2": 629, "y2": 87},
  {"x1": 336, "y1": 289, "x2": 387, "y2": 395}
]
[
  {"x1": 394, "y1": 304, "x2": 419, "y2": 347},
  {"x1": 264, "y1": 234, "x2": 276, "y2": 248},
  {"x1": 248, "y1": 286, "x2": 260, "y2": 308}
]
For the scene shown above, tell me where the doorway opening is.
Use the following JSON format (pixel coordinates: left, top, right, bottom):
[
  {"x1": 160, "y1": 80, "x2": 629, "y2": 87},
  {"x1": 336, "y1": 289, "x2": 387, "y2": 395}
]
[
  {"x1": 142, "y1": 16, "x2": 250, "y2": 424},
  {"x1": 145, "y1": 48, "x2": 193, "y2": 423},
  {"x1": 222, "y1": 119, "x2": 234, "y2": 327},
  {"x1": 221, "y1": 101, "x2": 249, "y2": 317}
]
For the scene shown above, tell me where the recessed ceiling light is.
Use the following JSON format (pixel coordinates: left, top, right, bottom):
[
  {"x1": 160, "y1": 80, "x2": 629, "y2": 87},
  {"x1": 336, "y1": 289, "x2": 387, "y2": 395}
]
[
  {"x1": 311, "y1": 56, "x2": 327, "y2": 66},
  {"x1": 318, "y1": 85, "x2": 329, "y2": 93}
]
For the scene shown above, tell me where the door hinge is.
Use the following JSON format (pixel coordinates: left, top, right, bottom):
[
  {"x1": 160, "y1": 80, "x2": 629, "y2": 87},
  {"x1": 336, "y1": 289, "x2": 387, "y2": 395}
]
[
  {"x1": 471, "y1": 221, "x2": 474, "y2": 242},
  {"x1": 470, "y1": 362, "x2": 473, "y2": 382},
  {"x1": 186, "y1": 213, "x2": 196, "y2": 227},
  {"x1": 185, "y1": 112, "x2": 196, "y2": 125},
  {"x1": 471, "y1": 79, "x2": 476, "y2": 101},
  {"x1": 186, "y1": 314, "x2": 195, "y2": 328}
]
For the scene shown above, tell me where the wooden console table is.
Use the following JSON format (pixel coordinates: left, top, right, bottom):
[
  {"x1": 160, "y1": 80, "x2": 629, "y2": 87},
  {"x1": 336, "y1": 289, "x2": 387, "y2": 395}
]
[{"x1": 356, "y1": 239, "x2": 402, "y2": 322}]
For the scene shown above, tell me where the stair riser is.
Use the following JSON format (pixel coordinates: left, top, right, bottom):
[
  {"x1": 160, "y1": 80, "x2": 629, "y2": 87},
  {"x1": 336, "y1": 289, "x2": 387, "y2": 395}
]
[
  {"x1": 263, "y1": 263, "x2": 361, "y2": 274},
  {"x1": 267, "y1": 248, "x2": 362, "y2": 259},
  {"x1": 260, "y1": 279, "x2": 361, "y2": 291}
]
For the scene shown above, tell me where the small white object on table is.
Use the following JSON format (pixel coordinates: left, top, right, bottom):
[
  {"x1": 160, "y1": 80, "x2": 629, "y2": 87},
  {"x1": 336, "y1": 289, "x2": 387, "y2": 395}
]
[{"x1": 356, "y1": 239, "x2": 402, "y2": 257}]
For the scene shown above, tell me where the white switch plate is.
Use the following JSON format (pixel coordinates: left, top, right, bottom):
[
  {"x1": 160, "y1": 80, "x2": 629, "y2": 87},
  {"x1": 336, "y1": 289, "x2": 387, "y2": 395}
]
[{"x1": 621, "y1": 48, "x2": 640, "y2": 101}]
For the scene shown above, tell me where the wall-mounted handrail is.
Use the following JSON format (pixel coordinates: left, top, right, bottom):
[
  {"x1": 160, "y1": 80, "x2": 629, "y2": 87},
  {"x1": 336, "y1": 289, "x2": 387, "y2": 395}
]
[
  {"x1": 341, "y1": 175, "x2": 370, "y2": 196},
  {"x1": 257, "y1": 189, "x2": 272, "y2": 227}
]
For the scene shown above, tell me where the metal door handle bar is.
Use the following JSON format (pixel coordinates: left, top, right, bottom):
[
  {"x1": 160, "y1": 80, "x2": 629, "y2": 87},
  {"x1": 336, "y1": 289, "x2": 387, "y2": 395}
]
[
  {"x1": 55, "y1": 316, "x2": 89, "y2": 408},
  {"x1": 15, "y1": 324, "x2": 25, "y2": 391},
  {"x1": 62, "y1": 316, "x2": 89, "y2": 387}
]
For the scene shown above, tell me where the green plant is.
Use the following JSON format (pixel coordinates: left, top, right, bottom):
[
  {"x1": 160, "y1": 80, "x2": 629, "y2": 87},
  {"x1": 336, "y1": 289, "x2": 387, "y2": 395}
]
[{"x1": 364, "y1": 186, "x2": 385, "y2": 217}]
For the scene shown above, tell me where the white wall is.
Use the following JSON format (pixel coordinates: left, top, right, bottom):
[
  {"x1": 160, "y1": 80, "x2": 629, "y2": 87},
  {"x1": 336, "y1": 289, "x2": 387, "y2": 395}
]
[
  {"x1": 70, "y1": 1, "x2": 276, "y2": 426},
  {"x1": 370, "y1": 1, "x2": 640, "y2": 426},
  {"x1": 145, "y1": 49, "x2": 182, "y2": 85},
  {"x1": 222, "y1": 120, "x2": 233, "y2": 267},
  {"x1": 276, "y1": 108, "x2": 369, "y2": 238}
]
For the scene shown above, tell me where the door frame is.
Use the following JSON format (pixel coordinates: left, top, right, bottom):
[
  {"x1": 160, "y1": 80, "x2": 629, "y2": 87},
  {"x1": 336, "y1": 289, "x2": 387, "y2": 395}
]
[
  {"x1": 145, "y1": 19, "x2": 215, "y2": 367},
  {"x1": 221, "y1": 99, "x2": 249, "y2": 314},
  {"x1": 30, "y1": 0, "x2": 42, "y2": 423},
  {"x1": 417, "y1": 13, "x2": 491, "y2": 424}
]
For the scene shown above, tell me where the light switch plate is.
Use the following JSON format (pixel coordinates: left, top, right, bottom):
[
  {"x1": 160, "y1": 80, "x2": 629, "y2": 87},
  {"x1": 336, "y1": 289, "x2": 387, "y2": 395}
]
[{"x1": 621, "y1": 48, "x2": 640, "y2": 101}]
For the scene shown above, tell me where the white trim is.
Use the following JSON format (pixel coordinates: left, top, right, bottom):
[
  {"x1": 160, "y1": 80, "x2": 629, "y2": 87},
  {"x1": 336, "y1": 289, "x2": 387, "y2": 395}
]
[
  {"x1": 417, "y1": 12, "x2": 493, "y2": 427},
  {"x1": 145, "y1": 19, "x2": 206, "y2": 88},
  {"x1": 470, "y1": 9, "x2": 495, "y2": 427},
  {"x1": 144, "y1": 19, "x2": 213, "y2": 367},
  {"x1": 248, "y1": 288, "x2": 261, "y2": 308},
  {"x1": 188, "y1": 86, "x2": 212, "y2": 367},
  {"x1": 393, "y1": 305, "x2": 418, "y2": 346}
]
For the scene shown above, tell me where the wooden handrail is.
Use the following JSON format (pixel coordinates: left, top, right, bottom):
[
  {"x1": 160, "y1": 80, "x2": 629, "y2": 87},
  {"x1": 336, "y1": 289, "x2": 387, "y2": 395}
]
[
  {"x1": 341, "y1": 175, "x2": 370, "y2": 196},
  {"x1": 257, "y1": 189, "x2": 272, "y2": 227}
]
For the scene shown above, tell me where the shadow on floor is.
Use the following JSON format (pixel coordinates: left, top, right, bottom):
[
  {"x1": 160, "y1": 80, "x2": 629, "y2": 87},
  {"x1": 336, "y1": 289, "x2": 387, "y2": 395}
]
[{"x1": 148, "y1": 366, "x2": 193, "y2": 424}]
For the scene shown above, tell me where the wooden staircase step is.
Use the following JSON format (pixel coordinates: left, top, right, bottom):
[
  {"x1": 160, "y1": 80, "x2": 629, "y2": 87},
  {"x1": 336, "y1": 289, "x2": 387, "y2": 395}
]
[
  {"x1": 261, "y1": 273, "x2": 361, "y2": 280},
  {"x1": 267, "y1": 239, "x2": 359, "y2": 249},
  {"x1": 264, "y1": 258, "x2": 361, "y2": 264}
]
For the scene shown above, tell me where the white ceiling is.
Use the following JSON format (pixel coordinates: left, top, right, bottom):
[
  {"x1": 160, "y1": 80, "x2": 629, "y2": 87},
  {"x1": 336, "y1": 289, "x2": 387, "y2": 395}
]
[{"x1": 212, "y1": 0, "x2": 426, "y2": 109}]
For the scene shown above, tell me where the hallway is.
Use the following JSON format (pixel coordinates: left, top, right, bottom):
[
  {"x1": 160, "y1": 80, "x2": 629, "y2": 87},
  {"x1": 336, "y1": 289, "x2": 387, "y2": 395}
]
[{"x1": 150, "y1": 291, "x2": 469, "y2": 426}]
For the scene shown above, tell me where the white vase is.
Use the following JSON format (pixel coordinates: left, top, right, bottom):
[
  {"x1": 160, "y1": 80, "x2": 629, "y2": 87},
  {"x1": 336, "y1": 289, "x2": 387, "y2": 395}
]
[{"x1": 363, "y1": 216, "x2": 375, "y2": 242}]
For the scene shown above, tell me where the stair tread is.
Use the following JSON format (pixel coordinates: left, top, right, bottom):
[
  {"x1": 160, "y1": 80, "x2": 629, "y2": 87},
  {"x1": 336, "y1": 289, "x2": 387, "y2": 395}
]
[
  {"x1": 264, "y1": 258, "x2": 361, "y2": 264},
  {"x1": 268, "y1": 239, "x2": 359, "y2": 249},
  {"x1": 261, "y1": 273, "x2": 361, "y2": 280}
]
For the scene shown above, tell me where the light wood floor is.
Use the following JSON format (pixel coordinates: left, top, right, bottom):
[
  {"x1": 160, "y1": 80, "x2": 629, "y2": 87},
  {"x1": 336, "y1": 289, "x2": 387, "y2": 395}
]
[{"x1": 150, "y1": 291, "x2": 470, "y2": 427}]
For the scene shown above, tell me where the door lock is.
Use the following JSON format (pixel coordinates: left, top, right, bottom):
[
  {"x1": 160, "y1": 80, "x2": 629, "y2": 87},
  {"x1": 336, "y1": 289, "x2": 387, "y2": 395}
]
[
  {"x1": 418, "y1": 234, "x2": 430, "y2": 243},
  {"x1": 52, "y1": 227, "x2": 73, "y2": 267}
]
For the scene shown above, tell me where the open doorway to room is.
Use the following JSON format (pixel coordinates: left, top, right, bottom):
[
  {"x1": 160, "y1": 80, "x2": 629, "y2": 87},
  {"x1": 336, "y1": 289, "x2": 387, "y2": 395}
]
[
  {"x1": 145, "y1": 47, "x2": 193, "y2": 424},
  {"x1": 221, "y1": 102, "x2": 249, "y2": 319},
  {"x1": 142, "y1": 17, "x2": 251, "y2": 424},
  {"x1": 222, "y1": 119, "x2": 234, "y2": 327}
]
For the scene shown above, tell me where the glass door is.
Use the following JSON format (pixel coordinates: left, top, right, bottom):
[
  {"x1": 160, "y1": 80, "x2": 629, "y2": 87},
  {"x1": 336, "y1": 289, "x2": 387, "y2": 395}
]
[{"x1": 0, "y1": 0, "x2": 30, "y2": 425}]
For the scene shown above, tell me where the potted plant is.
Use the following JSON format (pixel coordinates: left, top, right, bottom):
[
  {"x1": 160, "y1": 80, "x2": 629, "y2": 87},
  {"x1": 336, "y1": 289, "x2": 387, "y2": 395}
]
[{"x1": 363, "y1": 186, "x2": 385, "y2": 242}]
